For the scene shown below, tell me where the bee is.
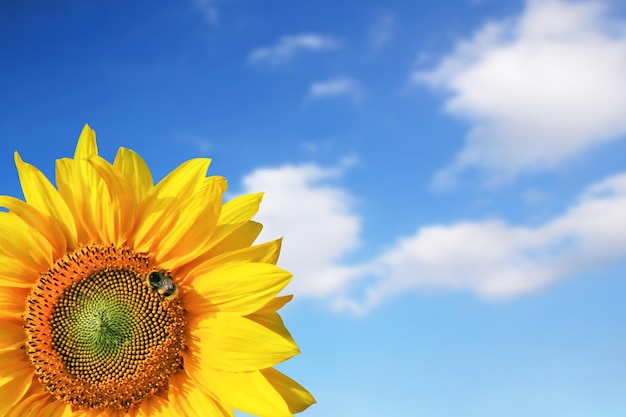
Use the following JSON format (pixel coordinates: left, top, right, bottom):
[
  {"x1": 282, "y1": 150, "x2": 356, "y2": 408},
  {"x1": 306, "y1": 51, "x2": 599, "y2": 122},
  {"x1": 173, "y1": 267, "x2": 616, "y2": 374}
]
[{"x1": 145, "y1": 270, "x2": 178, "y2": 300}]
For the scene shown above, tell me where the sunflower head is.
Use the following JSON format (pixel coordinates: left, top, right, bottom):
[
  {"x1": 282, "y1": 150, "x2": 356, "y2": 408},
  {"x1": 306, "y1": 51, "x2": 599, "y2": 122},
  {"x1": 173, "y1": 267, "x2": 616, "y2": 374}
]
[{"x1": 0, "y1": 125, "x2": 315, "y2": 417}]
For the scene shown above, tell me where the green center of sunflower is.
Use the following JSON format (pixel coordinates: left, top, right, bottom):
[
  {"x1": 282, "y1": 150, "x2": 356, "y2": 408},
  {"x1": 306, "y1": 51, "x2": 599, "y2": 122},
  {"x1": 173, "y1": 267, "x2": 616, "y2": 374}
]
[{"x1": 24, "y1": 244, "x2": 186, "y2": 411}]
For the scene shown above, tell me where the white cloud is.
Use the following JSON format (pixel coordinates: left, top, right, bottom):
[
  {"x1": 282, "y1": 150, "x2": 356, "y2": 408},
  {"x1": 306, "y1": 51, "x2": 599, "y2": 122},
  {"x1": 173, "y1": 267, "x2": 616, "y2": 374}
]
[
  {"x1": 248, "y1": 34, "x2": 339, "y2": 65},
  {"x1": 240, "y1": 160, "x2": 362, "y2": 297},
  {"x1": 336, "y1": 171, "x2": 626, "y2": 314},
  {"x1": 307, "y1": 78, "x2": 363, "y2": 101},
  {"x1": 239, "y1": 163, "x2": 626, "y2": 315},
  {"x1": 582, "y1": 172, "x2": 626, "y2": 198},
  {"x1": 413, "y1": 0, "x2": 626, "y2": 188}
]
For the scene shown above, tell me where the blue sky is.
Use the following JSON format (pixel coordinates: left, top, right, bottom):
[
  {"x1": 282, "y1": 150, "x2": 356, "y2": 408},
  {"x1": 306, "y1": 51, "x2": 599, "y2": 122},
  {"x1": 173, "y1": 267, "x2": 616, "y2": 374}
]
[{"x1": 2, "y1": 0, "x2": 626, "y2": 415}]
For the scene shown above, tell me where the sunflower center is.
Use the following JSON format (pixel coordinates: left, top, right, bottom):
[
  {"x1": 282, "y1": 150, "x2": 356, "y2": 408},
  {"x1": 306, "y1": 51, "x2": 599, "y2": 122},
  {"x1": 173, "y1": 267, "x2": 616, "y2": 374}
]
[{"x1": 24, "y1": 244, "x2": 186, "y2": 411}]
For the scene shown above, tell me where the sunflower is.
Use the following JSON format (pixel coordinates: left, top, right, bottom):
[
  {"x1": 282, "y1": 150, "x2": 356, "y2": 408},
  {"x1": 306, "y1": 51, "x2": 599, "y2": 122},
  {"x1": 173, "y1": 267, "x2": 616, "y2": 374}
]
[{"x1": 0, "y1": 125, "x2": 315, "y2": 417}]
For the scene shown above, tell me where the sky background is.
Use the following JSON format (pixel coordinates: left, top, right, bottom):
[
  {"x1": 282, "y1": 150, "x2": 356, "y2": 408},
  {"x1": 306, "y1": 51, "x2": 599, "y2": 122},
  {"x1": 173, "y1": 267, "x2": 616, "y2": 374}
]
[{"x1": 1, "y1": 0, "x2": 626, "y2": 416}]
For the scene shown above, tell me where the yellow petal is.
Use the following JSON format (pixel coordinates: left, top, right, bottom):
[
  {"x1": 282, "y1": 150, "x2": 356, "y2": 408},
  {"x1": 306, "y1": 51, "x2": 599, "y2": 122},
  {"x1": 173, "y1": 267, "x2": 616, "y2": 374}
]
[
  {"x1": 0, "y1": 254, "x2": 39, "y2": 288},
  {"x1": 87, "y1": 155, "x2": 136, "y2": 246},
  {"x1": 0, "y1": 196, "x2": 68, "y2": 260},
  {"x1": 55, "y1": 157, "x2": 103, "y2": 244},
  {"x1": 152, "y1": 158, "x2": 212, "y2": 197},
  {"x1": 52, "y1": 126, "x2": 106, "y2": 244},
  {"x1": 0, "y1": 317, "x2": 25, "y2": 350},
  {"x1": 0, "y1": 348, "x2": 30, "y2": 382},
  {"x1": 261, "y1": 368, "x2": 316, "y2": 414},
  {"x1": 0, "y1": 354, "x2": 33, "y2": 416},
  {"x1": 113, "y1": 147, "x2": 153, "y2": 203},
  {"x1": 151, "y1": 176, "x2": 226, "y2": 269},
  {"x1": 13, "y1": 153, "x2": 77, "y2": 249},
  {"x1": 4, "y1": 374, "x2": 50, "y2": 417},
  {"x1": 247, "y1": 312, "x2": 297, "y2": 346},
  {"x1": 253, "y1": 295, "x2": 294, "y2": 315},
  {"x1": 131, "y1": 158, "x2": 213, "y2": 252},
  {"x1": 193, "y1": 315, "x2": 299, "y2": 372},
  {"x1": 74, "y1": 124, "x2": 98, "y2": 159},
  {"x1": 168, "y1": 372, "x2": 234, "y2": 417},
  {"x1": 219, "y1": 193, "x2": 263, "y2": 226},
  {"x1": 76, "y1": 158, "x2": 107, "y2": 243},
  {"x1": 0, "y1": 212, "x2": 53, "y2": 272},
  {"x1": 201, "y1": 221, "x2": 263, "y2": 261},
  {"x1": 189, "y1": 193, "x2": 264, "y2": 259},
  {"x1": 190, "y1": 368, "x2": 293, "y2": 417},
  {"x1": 194, "y1": 238, "x2": 283, "y2": 271},
  {"x1": 54, "y1": 158, "x2": 79, "y2": 235},
  {"x1": 6, "y1": 392, "x2": 49, "y2": 417},
  {"x1": 31, "y1": 397, "x2": 69, "y2": 417},
  {"x1": 135, "y1": 394, "x2": 171, "y2": 417},
  {"x1": 189, "y1": 262, "x2": 292, "y2": 315},
  {"x1": 175, "y1": 221, "x2": 266, "y2": 277},
  {"x1": 0, "y1": 286, "x2": 29, "y2": 318}
]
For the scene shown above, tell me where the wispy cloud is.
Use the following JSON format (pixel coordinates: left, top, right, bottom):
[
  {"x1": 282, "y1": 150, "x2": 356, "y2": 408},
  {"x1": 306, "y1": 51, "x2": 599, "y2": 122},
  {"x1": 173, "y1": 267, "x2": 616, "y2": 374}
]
[
  {"x1": 193, "y1": 0, "x2": 218, "y2": 24},
  {"x1": 239, "y1": 164, "x2": 626, "y2": 314},
  {"x1": 307, "y1": 78, "x2": 363, "y2": 101},
  {"x1": 175, "y1": 133, "x2": 212, "y2": 153},
  {"x1": 368, "y1": 13, "x2": 396, "y2": 49},
  {"x1": 413, "y1": 0, "x2": 626, "y2": 189},
  {"x1": 248, "y1": 34, "x2": 339, "y2": 65},
  {"x1": 337, "y1": 171, "x2": 626, "y2": 314}
]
